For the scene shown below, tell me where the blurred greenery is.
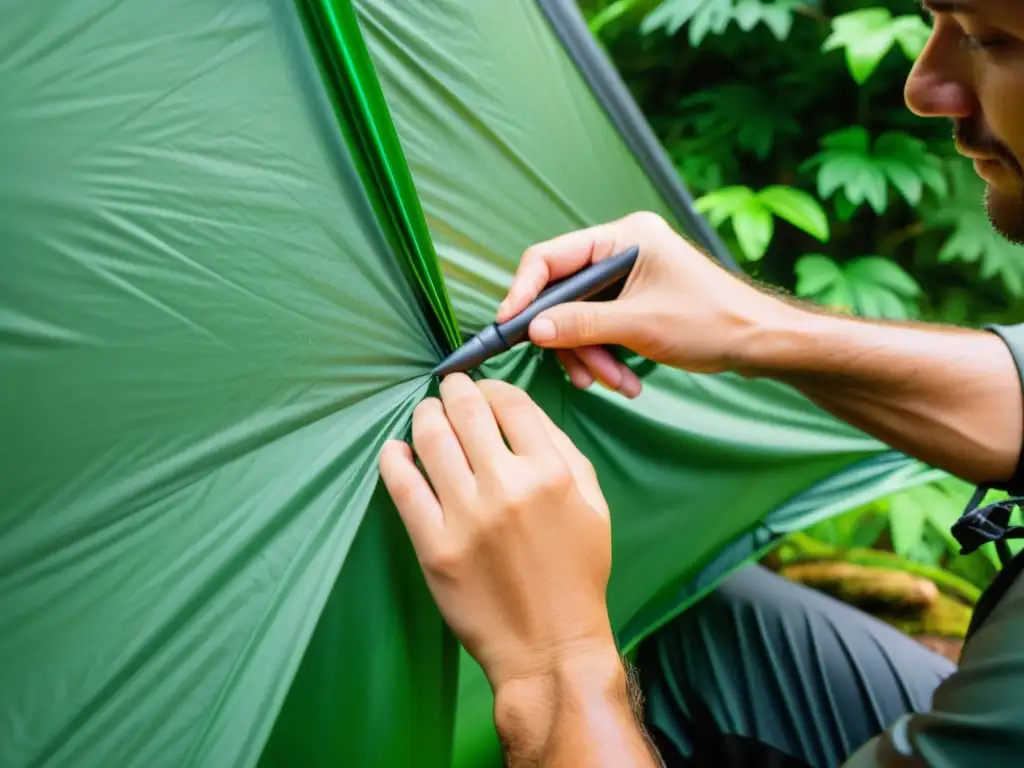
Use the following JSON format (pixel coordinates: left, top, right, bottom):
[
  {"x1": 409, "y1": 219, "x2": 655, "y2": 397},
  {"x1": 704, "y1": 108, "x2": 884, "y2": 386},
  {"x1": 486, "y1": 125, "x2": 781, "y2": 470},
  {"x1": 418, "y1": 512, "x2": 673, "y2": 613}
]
[{"x1": 581, "y1": 0, "x2": 1024, "y2": 622}]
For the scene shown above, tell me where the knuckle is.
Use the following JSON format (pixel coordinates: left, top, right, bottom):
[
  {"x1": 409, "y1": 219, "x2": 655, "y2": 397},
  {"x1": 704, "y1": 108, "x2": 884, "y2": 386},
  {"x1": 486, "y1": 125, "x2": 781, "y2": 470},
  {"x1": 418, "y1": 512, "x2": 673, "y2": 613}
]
[
  {"x1": 386, "y1": 473, "x2": 417, "y2": 506},
  {"x1": 479, "y1": 379, "x2": 531, "y2": 413},
  {"x1": 412, "y1": 402, "x2": 450, "y2": 451},
  {"x1": 572, "y1": 304, "x2": 600, "y2": 341},
  {"x1": 535, "y1": 461, "x2": 574, "y2": 495},
  {"x1": 624, "y1": 210, "x2": 667, "y2": 232},
  {"x1": 420, "y1": 543, "x2": 463, "y2": 578}
]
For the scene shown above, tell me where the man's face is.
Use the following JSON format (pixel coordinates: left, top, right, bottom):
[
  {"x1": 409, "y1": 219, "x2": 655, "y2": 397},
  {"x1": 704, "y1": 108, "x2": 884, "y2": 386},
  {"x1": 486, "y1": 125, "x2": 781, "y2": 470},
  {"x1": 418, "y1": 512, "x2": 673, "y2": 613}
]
[{"x1": 906, "y1": 1, "x2": 1024, "y2": 243}]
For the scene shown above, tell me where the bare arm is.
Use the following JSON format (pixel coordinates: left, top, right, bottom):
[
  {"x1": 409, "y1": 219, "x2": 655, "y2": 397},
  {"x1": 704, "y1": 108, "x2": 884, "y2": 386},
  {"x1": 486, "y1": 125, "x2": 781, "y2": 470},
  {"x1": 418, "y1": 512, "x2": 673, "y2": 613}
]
[
  {"x1": 494, "y1": 651, "x2": 663, "y2": 768},
  {"x1": 734, "y1": 308, "x2": 1023, "y2": 488}
]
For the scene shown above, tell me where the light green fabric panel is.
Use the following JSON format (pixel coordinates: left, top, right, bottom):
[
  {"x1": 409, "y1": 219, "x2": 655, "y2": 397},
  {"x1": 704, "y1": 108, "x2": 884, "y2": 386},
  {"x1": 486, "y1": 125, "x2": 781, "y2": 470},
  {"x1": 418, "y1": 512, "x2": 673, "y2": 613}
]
[
  {"x1": 355, "y1": 3, "x2": 939, "y2": 766},
  {"x1": 353, "y1": 0, "x2": 687, "y2": 334},
  {"x1": 0, "y1": 1, "x2": 450, "y2": 766}
]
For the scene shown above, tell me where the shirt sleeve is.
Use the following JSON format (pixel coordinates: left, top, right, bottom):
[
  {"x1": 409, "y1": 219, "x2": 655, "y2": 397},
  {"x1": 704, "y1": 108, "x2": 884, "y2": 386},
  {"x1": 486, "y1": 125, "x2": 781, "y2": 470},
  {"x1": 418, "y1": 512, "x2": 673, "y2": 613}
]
[{"x1": 986, "y1": 323, "x2": 1024, "y2": 495}]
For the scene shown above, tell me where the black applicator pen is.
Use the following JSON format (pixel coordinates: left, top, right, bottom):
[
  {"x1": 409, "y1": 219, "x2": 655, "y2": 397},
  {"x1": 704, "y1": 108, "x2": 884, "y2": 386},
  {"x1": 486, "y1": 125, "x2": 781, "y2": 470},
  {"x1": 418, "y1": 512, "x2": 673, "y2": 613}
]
[{"x1": 431, "y1": 245, "x2": 640, "y2": 377}]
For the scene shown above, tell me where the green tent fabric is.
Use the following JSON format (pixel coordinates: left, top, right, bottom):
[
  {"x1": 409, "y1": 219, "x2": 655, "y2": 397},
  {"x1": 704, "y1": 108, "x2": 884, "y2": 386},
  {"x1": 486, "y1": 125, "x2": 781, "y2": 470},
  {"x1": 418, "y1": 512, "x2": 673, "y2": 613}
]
[{"x1": 1, "y1": 1, "x2": 943, "y2": 767}]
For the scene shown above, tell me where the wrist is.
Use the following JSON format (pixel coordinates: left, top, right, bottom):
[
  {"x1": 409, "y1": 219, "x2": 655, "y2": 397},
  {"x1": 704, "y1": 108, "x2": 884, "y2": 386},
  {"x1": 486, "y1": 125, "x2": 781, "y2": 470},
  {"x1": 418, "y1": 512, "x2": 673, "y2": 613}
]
[
  {"x1": 727, "y1": 299, "x2": 843, "y2": 378},
  {"x1": 492, "y1": 641, "x2": 629, "y2": 752}
]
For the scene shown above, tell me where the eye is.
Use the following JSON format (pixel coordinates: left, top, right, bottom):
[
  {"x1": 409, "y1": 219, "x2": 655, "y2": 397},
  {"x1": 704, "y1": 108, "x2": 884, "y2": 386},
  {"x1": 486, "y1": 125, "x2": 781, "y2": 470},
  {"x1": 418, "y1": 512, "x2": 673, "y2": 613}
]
[{"x1": 963, "y1": 34, "x2": 1010, "y2": 50}]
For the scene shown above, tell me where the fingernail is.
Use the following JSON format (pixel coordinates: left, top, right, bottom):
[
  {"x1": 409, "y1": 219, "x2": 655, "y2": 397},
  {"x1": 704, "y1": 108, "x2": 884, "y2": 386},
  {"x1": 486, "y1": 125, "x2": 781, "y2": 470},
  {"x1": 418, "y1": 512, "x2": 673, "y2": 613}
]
[
  {"x1": 619, "y1": 372, "x2": 642, "y2": 399},
  {"x1": 531, "y1": 317, "x2": 556, "y2": 342}
]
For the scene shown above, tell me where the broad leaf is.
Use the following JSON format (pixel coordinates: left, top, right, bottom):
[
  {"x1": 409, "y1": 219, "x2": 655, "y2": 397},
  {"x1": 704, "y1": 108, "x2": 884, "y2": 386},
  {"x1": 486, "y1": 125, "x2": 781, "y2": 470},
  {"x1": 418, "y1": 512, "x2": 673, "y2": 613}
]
[
  {"x1": 888, "y1": 491, "x2": 928, "y2": 560},
  {"x1": 694, "y1": 185, "x2": 757, "y2": 227},
  {"x1": 641, "y1": 0, "x2": 797, "y2": 44},
  {"x1": 822, "y1": 8, "x2": 931, "y2": 84},
  {"x1": 803, "y1": 127, "x2": 945, "y2": 215},
  {"x1": 733, "y1": 198, "x2": 774, "y2": 261},
  {"x1": 794, "y1": 255, "x2": 853, "y2": 311},
  {"x1": 677, "y1": 85, "x2": 801, "y2": 160},
  {"x1": 640, "y1": 0, "x2": 706, "y2": 36},
  {"x1": 758, "y1": 185, "x2": 830, "y2": 241},
  {"x1": 795, "y1": 254, "x2": 921, "y2": 319},
  {"x1": 696, "y1": 184, "x2": 829, "y2": 260}
]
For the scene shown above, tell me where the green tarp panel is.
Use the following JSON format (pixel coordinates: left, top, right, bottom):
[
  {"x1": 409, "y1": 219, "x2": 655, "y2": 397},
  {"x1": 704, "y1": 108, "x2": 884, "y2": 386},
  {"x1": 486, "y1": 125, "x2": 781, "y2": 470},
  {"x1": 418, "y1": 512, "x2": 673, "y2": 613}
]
[{"x1": 1, "y1": 1, "x2": 941, "y2": 767}]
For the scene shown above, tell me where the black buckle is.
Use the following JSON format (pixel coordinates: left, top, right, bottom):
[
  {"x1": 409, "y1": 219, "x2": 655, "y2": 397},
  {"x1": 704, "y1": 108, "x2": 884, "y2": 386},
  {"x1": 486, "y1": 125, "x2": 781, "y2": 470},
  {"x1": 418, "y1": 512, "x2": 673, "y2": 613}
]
[{"x1": 951, "y1": 486, "x2": 1024, "y2": 565}]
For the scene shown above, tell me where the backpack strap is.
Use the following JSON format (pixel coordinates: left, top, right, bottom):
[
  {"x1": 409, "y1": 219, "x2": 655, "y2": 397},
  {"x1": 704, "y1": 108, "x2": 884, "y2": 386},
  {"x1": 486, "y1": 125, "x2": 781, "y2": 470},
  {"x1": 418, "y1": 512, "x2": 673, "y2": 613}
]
[{"x1": 951, "y1": 485, "x2": 1024, "y2": 567}]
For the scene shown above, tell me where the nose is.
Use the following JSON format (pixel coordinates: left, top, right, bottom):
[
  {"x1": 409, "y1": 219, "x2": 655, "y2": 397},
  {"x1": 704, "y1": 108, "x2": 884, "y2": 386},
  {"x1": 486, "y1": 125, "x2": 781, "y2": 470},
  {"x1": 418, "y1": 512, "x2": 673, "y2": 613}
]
[
  {"x1": 905, "y1": 68, "x2": 976, "y2": 119},
  {"x1": 904, "y1": 23, "x2": 978, "y2": 119}
]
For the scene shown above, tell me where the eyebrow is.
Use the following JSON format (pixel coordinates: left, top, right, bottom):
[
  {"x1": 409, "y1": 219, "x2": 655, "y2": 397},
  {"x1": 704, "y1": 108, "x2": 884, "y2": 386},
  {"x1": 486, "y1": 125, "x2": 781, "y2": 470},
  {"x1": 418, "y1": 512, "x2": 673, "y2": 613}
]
[{"x1": 920, "y1": 0, "x2": 976, "y2": 12}]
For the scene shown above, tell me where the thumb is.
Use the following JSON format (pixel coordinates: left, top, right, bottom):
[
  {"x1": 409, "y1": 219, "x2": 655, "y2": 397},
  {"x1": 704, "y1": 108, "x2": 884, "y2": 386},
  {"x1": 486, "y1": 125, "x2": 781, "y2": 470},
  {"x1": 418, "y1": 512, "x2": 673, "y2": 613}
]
[{"x1": 528, "y1": 301, "x2": 634, "y2": 349}]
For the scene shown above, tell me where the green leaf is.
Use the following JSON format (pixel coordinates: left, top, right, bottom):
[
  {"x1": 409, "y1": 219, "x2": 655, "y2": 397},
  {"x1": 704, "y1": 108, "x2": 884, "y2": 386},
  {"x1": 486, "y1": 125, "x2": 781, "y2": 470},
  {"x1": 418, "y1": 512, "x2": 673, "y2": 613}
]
[
  {"x1": 822, "y1": 8, "x2": 931, "y2": 83},
  {"x1": 846, "y1": 257, "x2": 921, "y2": 297},
  {"x1": 889, "y1": 493, "x2": 927, "y2": 559},
  {"x1": 758, "y1": 3, "x2": 794, "y2": 40},
  {"x1": 689, "y1": 0, "x2": 732, "y2": 45},
  {"x1": 794, "y1": 255, "x2": 853, "y2": 311},
  {"x1": 821, "y1": 126, "x2": 871, "y2": 153},
  {"x1": 804, "y1": 128, "x2": 944, "y2": 216},
  {"x1": 757, "y1": 185, "x2": 830, "y2": 241},
  {"x1": 794, "y1": 254, "x2": 921, "y2": 319},
  {"x1": 833, "y1": 191, "x2": 859, "y2": 223},
  {"x1": 888, "y1": 482, "x2": 974, "y2": 563},
  {"x1": 733, "y1": 198, "x2": 774, "y2": 260},
  {"x1": 694, "y1": 185, "x2": 756, "y2": 227},
  {"x1": 640, "y1": 0, "x2": 705, "y2": 35},
  {"x1": 677, "y1": 85, "x2": 800, "y2": 160},
  {"x1": 697, "y1": 184, "x2": 827, "y2": 261},
  {"x1": 794, "y1": 254, "x2": 842, "y2": 295},
  {"x1": 640, "y1": 0, "x2": 797, "y2": 43},
  {"x1": 892, "y1": 14, "x2": 931, "y2": 59},
  {"x1": 589, "y1": 0, "x2": 645, "y2": 36}
]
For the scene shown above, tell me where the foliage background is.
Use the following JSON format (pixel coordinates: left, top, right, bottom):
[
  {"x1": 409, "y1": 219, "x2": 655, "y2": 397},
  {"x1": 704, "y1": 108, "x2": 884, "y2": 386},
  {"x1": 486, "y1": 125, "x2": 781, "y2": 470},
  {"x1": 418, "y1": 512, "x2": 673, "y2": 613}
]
[{"x1": 580, "y1": 0, "x2": 1024, "y2": 641}]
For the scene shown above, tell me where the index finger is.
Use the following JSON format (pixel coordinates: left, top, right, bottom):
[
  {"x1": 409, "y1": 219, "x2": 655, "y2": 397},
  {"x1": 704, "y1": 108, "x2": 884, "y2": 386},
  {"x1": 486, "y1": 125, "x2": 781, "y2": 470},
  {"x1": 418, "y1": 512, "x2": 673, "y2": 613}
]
[{"x1": 496, "y1": 226, "x2": 618, "y2": 323}]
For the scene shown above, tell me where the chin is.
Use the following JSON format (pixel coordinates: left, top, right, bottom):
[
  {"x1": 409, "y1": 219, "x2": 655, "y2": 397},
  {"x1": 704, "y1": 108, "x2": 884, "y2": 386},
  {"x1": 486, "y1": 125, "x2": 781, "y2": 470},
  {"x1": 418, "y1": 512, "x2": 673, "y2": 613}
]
[{"x1": 984, "y1": 185, "x2": 1024, "y2": 246}]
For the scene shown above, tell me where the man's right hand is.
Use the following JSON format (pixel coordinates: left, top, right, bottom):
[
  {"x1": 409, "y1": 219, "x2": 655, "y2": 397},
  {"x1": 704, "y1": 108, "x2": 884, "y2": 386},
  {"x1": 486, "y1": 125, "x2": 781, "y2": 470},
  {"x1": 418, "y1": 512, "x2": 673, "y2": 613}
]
[{"x1": 497, "y1": 211, "x2": 798, "y2": 396}]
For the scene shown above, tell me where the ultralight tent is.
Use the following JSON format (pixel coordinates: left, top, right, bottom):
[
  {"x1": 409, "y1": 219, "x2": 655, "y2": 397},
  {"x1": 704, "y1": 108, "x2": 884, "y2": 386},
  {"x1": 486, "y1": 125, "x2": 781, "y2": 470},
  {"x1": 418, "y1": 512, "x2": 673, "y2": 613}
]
[{"x1": 0, "y1": 1, "x2": 946, "y2": 766}]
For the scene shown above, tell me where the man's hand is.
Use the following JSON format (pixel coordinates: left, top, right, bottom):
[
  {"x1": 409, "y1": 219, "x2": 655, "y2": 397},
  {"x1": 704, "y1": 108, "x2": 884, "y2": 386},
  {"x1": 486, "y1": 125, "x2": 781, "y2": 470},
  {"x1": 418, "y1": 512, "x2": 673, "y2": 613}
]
[
  {"x1": 497, "y1": 210, "x2": 796, "y2": 396},
  {"x1": 379, "y1": 374, "x2": 662, "y2": 766}
]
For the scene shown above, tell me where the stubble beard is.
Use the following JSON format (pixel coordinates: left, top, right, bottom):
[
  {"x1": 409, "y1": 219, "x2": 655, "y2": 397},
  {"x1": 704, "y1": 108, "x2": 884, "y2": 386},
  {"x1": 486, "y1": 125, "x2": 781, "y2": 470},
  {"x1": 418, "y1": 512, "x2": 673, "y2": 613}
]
[{"x1": 984, "y1": 184, "x2": 1024, "y2": 246}]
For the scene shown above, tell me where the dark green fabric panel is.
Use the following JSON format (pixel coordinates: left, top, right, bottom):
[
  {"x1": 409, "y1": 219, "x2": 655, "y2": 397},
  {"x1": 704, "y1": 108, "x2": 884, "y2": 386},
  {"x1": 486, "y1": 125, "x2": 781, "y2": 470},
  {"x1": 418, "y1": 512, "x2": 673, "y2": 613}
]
[
  {"x1": 0, "y1": 1, "x2": 448, "y2": 765},
  {"x1": 258, "y1": 480, "x2": 458, "y2": 768}
]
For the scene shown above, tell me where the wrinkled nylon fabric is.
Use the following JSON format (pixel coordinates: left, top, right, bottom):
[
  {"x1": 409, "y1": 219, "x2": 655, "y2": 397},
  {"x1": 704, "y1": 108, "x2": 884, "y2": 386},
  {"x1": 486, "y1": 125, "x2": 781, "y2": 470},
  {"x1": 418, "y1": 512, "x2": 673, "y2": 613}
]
[
  {"x1": 355, "y1": 3, "x2": 941, "y2": 765},
  {"x1": 0, "y1": 2, "x2": 452, "y2": 766},
  {"x1": 299, "y1": 0, "x2": 461, "y2": 352}
]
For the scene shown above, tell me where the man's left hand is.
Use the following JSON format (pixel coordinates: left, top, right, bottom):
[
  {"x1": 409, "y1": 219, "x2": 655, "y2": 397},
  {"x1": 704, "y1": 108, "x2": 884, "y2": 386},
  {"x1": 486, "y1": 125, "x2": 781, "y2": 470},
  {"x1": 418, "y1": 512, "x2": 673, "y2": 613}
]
[{"x1": 378, "y1": 373, "x2": 618, "y2": 694}]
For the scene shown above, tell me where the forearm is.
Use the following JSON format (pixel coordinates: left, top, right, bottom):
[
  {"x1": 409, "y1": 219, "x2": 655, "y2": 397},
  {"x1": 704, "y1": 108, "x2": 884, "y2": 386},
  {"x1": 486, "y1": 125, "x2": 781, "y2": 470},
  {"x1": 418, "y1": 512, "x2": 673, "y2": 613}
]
[
  {"x1": 734, "y1": 307, "x2": 1023, "y2": 487},
  {"x1": 493, "y1": 649, "x2": 663, "y2": 768}
]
